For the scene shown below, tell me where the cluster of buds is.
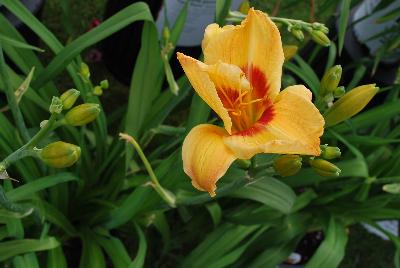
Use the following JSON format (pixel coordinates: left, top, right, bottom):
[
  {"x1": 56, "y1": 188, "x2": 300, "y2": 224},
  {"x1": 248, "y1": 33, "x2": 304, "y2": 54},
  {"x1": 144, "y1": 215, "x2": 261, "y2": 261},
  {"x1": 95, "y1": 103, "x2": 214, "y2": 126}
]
[
  {"x1": 288, "y1": 22, "x2": 330, "y2": 47},
  {"x1": 93, "y1": 79, "x2": 109, "y2": 96},
  {"x1": 317, "y1": 66, "x2": 379, "y2": 127},
  {"x1": 38, "y1": 89, "x2": 101, "y2": 168},
  {"x1": 309, "y1": 145, "x2": 341, "y2": 177},
  {"x1": 273, "y1": 145, "x2": 342, "y2": 177}
]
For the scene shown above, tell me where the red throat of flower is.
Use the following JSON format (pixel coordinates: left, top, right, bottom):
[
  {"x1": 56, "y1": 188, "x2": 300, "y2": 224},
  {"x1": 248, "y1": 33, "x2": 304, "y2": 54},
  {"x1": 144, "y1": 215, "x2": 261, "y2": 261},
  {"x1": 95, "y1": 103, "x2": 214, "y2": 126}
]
[{"x1": 215, "y1": 64, "x2": 275, "y2": 134}]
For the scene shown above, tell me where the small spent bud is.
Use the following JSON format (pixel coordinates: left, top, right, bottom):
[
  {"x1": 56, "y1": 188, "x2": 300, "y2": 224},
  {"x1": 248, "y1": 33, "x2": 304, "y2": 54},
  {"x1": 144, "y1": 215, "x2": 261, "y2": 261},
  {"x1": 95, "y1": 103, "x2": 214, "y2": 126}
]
[
  {"x1": 93, "y1": 86, "x2": 103, "y2": 96},
  {"x1": 283, "y1": 45, "x2": 298, "y2": 61},
  {"x1": 162, "y1": 26, "x2": 170, "y2": 42},
  {"x1": 236, "y1": 159, "x2": 251, "y2": 169},
  {"x1": 324, "y1": 84, "x2": 379, "y2": 127},
  {"x1": 60, "y1": 89, "x2": 80, "y2": 110},
  {"x1": 100, "y1": 79, "x2": 109, "y2": 89},
  {"x1": 309, "y1": 159, "x2": 341, "y2": 177},
  {"x1": 239, "y1": 0, "x2": 250, "y2": 14},
  {"x1": 40, "y1": 120, "x2": 49, "y2": 128},
  {"x1": 64, "y1": 103, "x2": 100, "y2": 126},
  {"x1": 333, "y1": 86, "x2": 346, "y2": 98},
  {"x1": 310, "y1": 30, "x2": 331, "y2": 47},
  {"x1": 49, "y1": 97, "x2": 63, "y2": 114},
  {"x1": 40, "y1": 141, "x2": 81, "y2": 168},
  {"x1": 273, "y1": 155, "x2": 302, "y2": 177},
  {"x1": 320, "y1": 145, "x2": 341, "y2": 160},
  {"x1": 383, "y1": 183, "x2": 400, "y2": 194},
  {"x1": 80, "y1": 62, "x2": 90, "y2": 80},
  {"x1": 320, "y1": 65, "x2": 342, "y2": 96},
  {"x1": 291, "y1": 28, "x2": 304, "y2": 41}
]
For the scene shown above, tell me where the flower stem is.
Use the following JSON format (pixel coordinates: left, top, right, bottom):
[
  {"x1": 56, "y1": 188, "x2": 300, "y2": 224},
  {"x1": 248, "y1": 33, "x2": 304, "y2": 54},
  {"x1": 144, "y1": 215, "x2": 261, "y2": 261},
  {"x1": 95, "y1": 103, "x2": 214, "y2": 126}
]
[
  {"x1": 119, "y1": 133, "x2": 176, "y2": 208},
  {"x1": 0, "y1": 114, "x2": 58, "y2": 171}
]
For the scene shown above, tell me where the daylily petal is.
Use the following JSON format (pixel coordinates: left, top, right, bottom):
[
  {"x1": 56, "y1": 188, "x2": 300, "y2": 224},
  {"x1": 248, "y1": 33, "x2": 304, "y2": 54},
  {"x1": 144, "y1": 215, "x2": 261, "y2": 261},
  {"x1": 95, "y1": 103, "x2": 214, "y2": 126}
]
[
  {"x1": 177, "y1": 53, "x2": 233, "y2": 133},
  {"x1": 182, "y1": 124, "x2": 236, "y2": 197},
  {"x1": 282, "y1": 85, "x2": 313, "y2": 102},
  {"x1": 224, "y1": 86, "x2": 324, "y2": 159},
  {"x1": 202, "y1": 8, "x2": 284, "y2": 101}
]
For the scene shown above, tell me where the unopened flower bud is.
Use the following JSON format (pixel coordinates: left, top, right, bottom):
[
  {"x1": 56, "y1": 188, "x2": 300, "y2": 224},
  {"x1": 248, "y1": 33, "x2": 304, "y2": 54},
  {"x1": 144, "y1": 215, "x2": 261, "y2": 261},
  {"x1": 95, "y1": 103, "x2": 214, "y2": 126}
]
[
  {"x1": 49, "y1": 97, "x2": 63, "y2": 114},
  {"x1": 40, "y1": 141, "x2": 81, "y2": 168},
  {"x1": 273, "y1": 155, "x2": 302, "y2": 177},
  {"x1": 162, "y1": 26, "x2": 170, "y2": 42},
  {"x1": 64, "y1": 103, "x2": 100, "y2": 126},
  {"x1": 309, "y1": 159, "x2": 341, "y2": 177},
  {"x1": 291, "y1": 29, "x2": 304, "y2": 41},
  {"x1": 320, "y1": 145, "x2": 341, "y2": 160},
  {"x1": 312, "y1": 22, "x2": 329, "y2": 34},
  {"x1": 239, "y1": 0, "x2": 250, "y2": 14},
  {"x1": 320, "y1": 65, "x2": 342, "y2": 96},
  {"x1": 93, "y1": 86, "x2": 103, "y2": 96},
  {"x1": 80, "y1": 63, "x2": 90, "y2": 79},
  {"x1": 60, "y1": 89, "x2": 80, "y2": 110},
  {"x1": 100, "y1": 79, "x2": 109, "y2": 89},
  {"x1": 383, "y1": 183, "x2": 400, "y2": 194},
  {"x1": 236, "y1": 159, "x2": 251, "y2": 169},
  {"x1": 334, "y1": 86, "x2": 346, "y2": 98},
  {"x1": 324, "y1": 84, "x2": 379, "y2": 127},
  {"x1": 310, "y1": 30, "x2": 331, "y2": 47},
  {"x1": 40, "y1": 120, "x2": 48, "y2": 128},
  {"x1": 283, "y1": 45, "x2": 298, "y2": 61}
]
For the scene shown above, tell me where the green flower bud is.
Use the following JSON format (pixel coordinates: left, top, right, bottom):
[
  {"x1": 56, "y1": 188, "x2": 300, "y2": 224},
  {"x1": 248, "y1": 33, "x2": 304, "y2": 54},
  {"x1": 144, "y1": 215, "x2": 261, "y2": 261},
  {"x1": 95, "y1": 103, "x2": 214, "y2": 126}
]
[
  {"x1": 324, "y1": 84, "x2": 379, "y2": 127},
  {"x1": 64, "y1": 103, "x2": 100, "y2": 126},
  {"x1": 309, "y1": 159, "x2": 341, "y2": 177},
  {"x1": 49, "y1": 96, "x2": 63, "y2": 114},
  {"x1": 320, "y1": 145, "x2": 341, "y2": 160},
  {"x1": 40, "y1": 141, "x2": 81, "y2": 168},
  {"x1": 93, "y1": 86, "x2": 103, "y2": 96},
  {"x1": 80, "y1": 62, "x2": 90, "y2": 80},
  {"x1": 60, "y1": 89, "x2": 80, "y2": 110},
  {"x1": 310, "y1": 30, "x2": 331, "y2": 47},
  {"x1": 273, "y1": 155, "x2": 302, "y2": 177},
  {"x1": 320, "y1": 65, "x2": 342, "y2": 96},
  {"x1": 383, "y1": 183, "x2": 400, "y2": 194},
  {"x1": 239, "y1": 0, "x2": 250, "y2": 14},
  {"x1": 312, "y1": 22, "x2": 329, "y2": 34},
  {"x1": 162, "y1": 26, "x2": 170, "y2": 42},
  {"x1": 100, "y1": 79, "x2": 109, "y2": 89},
  {"x1": 283, "y1": 45, "x2": 298, "y2": 61},
  {"x1": 333, "y1": 86, "x2": 346, "y2": 98},
  {"x1": 236, "y1": 159, "x2": 251, "y2": 169},
  {"x1": 291, "y1": 29, "x2": 304, "y2": 41}
]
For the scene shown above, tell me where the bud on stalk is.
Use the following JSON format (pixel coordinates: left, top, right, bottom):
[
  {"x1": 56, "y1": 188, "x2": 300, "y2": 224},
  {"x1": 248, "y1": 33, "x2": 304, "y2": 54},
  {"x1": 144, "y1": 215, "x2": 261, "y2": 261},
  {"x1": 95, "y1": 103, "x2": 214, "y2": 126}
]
[
  {"x1": 320, "y1": 145, "x2": 341, "y2": 160},
  {"x1": 310, "y1": 30, "x2": 331, "y2": 47},
  {"x1": 319, "y1": 65, "x2": 342, "y2": 96},
  {"x1": 324, "y1": 84, "x2": 379, "y2": 127},
  {"x1": 309, "y1": 159, "x2": 341, "y2": 177},
  {"x1": 60, "y1": 89, "x2": 80, "y2": 110},
  {"x1": 273, "y1": 155, "x2": 302, "y2": 177},
  {"x1": 291, "y1": 29, "x2": 304, "y2": 41},
  {"x1": 64, "y1": 103, "x2": 100, "y2": 126},
  {"x1": 333, "y1": 86, "x2": 346, "y2": 98},
  {"x1": 283, "y1": 45, "x2": 298, "y2": 61},
  {"x1": 239, "y1": 0, "x2": 250, "y2": 14},
  {"x1": 40, "y1": 141, "x2": 81, "y2": 168}
]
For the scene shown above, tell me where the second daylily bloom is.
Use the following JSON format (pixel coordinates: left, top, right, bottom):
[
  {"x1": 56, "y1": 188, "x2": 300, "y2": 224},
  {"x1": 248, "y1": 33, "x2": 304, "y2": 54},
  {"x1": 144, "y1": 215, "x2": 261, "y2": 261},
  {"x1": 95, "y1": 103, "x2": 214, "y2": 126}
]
[{"x1": 178, "y1": 8, "x2": 325, "y2": 196}]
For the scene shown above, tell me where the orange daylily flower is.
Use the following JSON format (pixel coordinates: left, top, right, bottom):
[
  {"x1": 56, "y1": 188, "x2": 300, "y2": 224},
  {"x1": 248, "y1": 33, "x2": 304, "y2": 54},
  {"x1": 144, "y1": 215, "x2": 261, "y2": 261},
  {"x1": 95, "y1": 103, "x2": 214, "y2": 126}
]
[{"x1": 177, "y1": 8, "x2": 325, "y2": 197}]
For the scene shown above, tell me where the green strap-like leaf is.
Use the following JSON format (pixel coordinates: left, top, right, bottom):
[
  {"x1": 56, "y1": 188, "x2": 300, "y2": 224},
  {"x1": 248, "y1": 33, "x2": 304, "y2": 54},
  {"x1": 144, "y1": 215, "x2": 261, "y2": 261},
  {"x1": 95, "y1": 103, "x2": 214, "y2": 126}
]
[{"x1": 305, "y1": 217, "x2": 348, "y2": 268}]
